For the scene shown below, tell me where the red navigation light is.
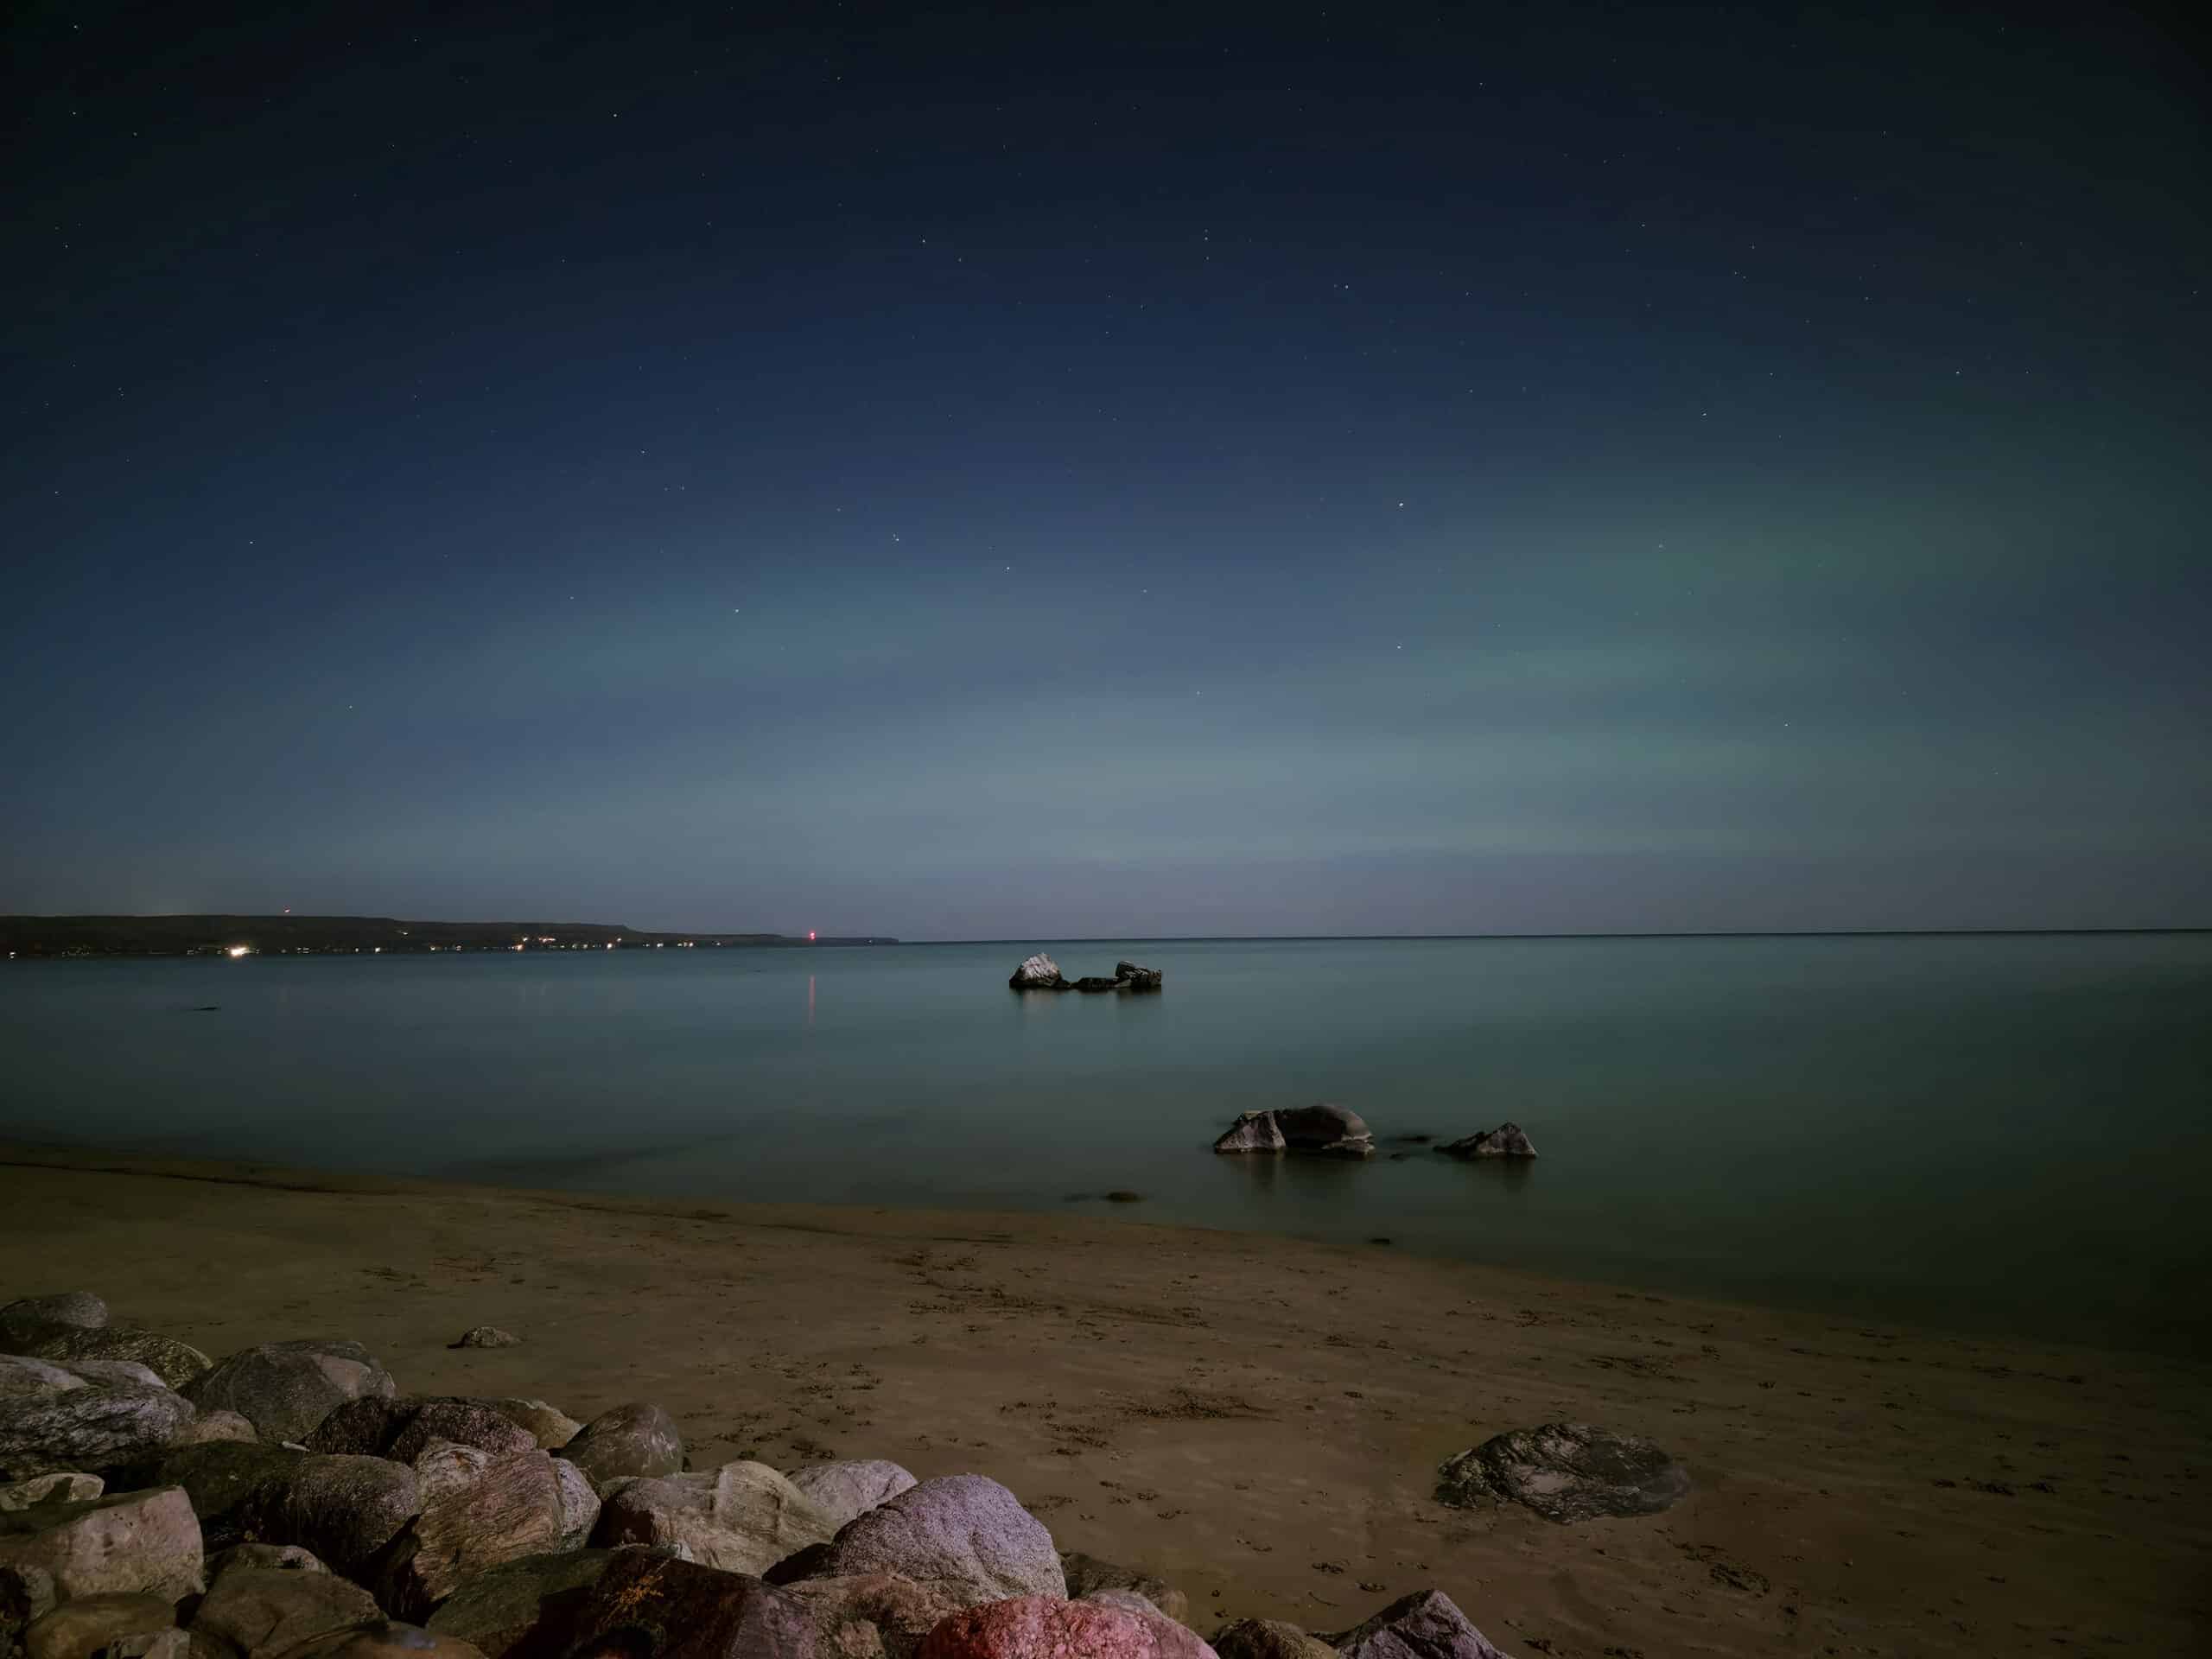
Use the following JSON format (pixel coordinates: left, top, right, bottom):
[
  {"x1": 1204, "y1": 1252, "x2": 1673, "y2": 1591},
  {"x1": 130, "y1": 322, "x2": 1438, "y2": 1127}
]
[{"x1": 808, "y1": 930, "x2": 817, "y2": 942}]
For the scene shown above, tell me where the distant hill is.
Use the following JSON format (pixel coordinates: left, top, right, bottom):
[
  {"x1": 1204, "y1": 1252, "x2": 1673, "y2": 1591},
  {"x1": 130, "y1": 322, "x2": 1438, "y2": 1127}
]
[{"x1": 0, "y1": 915, "x2": 896, "y2": 957}]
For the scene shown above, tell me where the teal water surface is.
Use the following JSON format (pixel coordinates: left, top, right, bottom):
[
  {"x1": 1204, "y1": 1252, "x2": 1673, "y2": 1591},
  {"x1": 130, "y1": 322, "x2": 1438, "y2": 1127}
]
[{"x1": 4, "y1": 933, "x2": 2209, "y2": 1354}]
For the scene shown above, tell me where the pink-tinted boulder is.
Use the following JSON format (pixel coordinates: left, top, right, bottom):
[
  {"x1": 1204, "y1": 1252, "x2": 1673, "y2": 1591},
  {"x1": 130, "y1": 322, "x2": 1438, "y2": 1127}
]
[{"x1": 918, "y1": 1595, "x2": 1217, "y2": 1658}]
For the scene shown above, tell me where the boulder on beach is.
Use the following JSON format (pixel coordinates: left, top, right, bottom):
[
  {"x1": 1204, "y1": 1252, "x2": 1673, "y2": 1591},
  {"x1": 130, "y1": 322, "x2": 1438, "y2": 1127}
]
[
  {"x1": 207, "y1": 1543, "x2": 329, "y2": 1578},
  {"x1": 20, "y1": 1591, "x2": 175, "y2": 1659},
  {"x1": 0, "y1": 1359, "x2": 86, "y2": 1402},
  {"x1": 1115, "y1": 961, "x2": 1163, "y2": 991},
  {"x1": 1208, "y1": 1618, "x2": 1336, "y2": 1659},
  {"x1": 193, "y1": 1564, "x2": 381, "y2": 1657},
  {"x1": 308, "y1": 1399, "x2": 537, "y2": 1464},
  {"x1": 1434, "y1": 1422, "x2": 1689, "y2": 1523},
  {"x1": 556, "y1": 1402, "x2": 682, "y2": 1487},
  {"x1": 0, "y1": 1476, "x2": 103, "y2": 1515},
  {"x1": 238, "y1": 1454, "x2": 423, "y2": 1580},
  {"x1": 168, "y1": 1410, "x2": 257, "y2": 1449},
  {"x1": 916, "y1": 1594, "x2": 1216, "y2": 1658},
  {"x1": 819, "y1": 1476, "x2": 1063, "y2": 1610},
  {"x1": 57, "y1": 1362, "x2": 165, "y2": 1393},
  {"x1": 1212, "y1": 1104, "x2": 1373, "y2": 1158},
  {"x1": 591, "y1": 1463, "x2": 836, "y2": 1578},
  {"x1": 0, "y1": 1486, "x2": 204, "y2": 1602},
  {"x1": 1324, "y1": 1589, "x2": 1512, "y2": 1659},
  {"x1": 137, "y1": 1441, "x2": 303, "y2": 1537},
  {"x1": 484, "y1": 1402, "x2": 580, "y2": 1453},
  {"x1": 1007, "y1": 955, "x2": 1065, "y2": 990},
  {"x1": 1436, "y1": 1123, "x2": 1537, "y2": 1160},
  {"x1": 782, "y1": 1459, "x2": 917, "y2": 1531},
  {"x1": 776, "y1": 1570, "x2": 967, "y2": 1657},
  {"x1": 375, "y1": 1444, "x2": 581, "y2": 1621},
  {"x1": 505, "y1": 1548, "x2": 813, "y2": 1659},
  {"x1": 0, "y1": 1385, "x2": 199, "y2": 1480},
  {"x1": 1060, "y1": 1553, "x2": 1188, "y2": 1624},
  {"x1": 423, "y1": 1548, "x2": 618, "y2": 1659},
  {"x1": 0, "y1": 1296, "x2": 109, "y2": 1351},
  {"x1": 18, "y1": 1330, "x2": 213, "y2": 1395},
  {"x1": 184, "y1": 1342, "x2": 395, "y2": 1444},
  {"x1": 448, "y1": 1330, "x2": 518, "y2": 1351}
]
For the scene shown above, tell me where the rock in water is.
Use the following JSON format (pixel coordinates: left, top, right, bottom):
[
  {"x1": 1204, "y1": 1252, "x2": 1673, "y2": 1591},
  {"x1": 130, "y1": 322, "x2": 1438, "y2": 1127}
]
[
  {"x1": 238, "y1": 1455, "x2": 423, "y2": 1580},
  {"x1": 0, "y1": 1385, "x2": 198, "y2": 1479},
  {"x1": 1007, "y1": 955, "x2": 1065, "y2": 990},
  {"x1": 1060, "y1": 1553, "x2": 1189, "y2": 1624},
  {"x1": 1115, "y1": 961, "x2": 1163, "y2": 990},
  {"x1": 556, "y1": 1403, "x2": 683, "y2": 1486},
  {"x1": 1436, "y1": 1123, "x2": 1537, "y2": 1159},
  {"x1": 0, "y1": 1477, "x2": 103, "y2": 1515},
  {"x1": 448, "y1": 1330, "x2": 518, "y2": 1351},
  {"x1": 1433, "y1": 1423, "x2": 1689, "y2": 1522},
  {"x1": 781, "y1": 1460, "x2": 917, "y2": 1531},
  {"x1": 590, "y1": 1463, "x2": 835, "y2": 1577},
  {"x1": 1211, "y1": 1113, "x2": 1285, "y2": 1154},
  {"x1": 0, "y1": 1296, "x2": 108, "y2": 1351},
  {"x1": 916, "y1": 1594, "x2": 1217, "y2": 1658},
  {"x1": 21, "y1": 1592, "x2": 175, "y2": 1659},
  {"x1": 22, "y1": 1331, "x2": 213, "y2": 1393},
  {"x1": 192, "y1": 1566, "x2": 381, "y2": 1657},
  {"x1": 376, "y1": 1446, "x2": 575, "y2": 1621},
  {"x1": 0, "y1": 1487, "x2": 204, "y2": 1601},
  {"x1": 184, "y1": 1342, "x2": 395, "y2": 1444},
  {"x1": 423, "y1": 1549, "x2": 617, "y2": 1659},
  {"x1": 1324, "y1": 1590, "x2": 1512, "y2": 1659},
  {"x1": 1209, "y1": 1618, "x2": 1337, "y2": 1659},
  {"x1": 511, "y1": 1549, "x2": 813, "y2": 1659},
  {"x1": 821, "y1": 1475, "x2": 1063, "y2": 1609}
]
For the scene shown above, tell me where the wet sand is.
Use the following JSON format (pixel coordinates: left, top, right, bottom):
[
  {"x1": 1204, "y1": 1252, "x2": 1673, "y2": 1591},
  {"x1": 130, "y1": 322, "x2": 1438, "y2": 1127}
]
[{"x1": 3, "y1": 1145, "x2": 2206, "y2": 1656}]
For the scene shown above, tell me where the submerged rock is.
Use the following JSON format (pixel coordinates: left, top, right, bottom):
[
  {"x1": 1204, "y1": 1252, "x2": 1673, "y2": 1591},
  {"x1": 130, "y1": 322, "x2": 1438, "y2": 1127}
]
[
  {"x1": 1434, "y1": 1422, "x2": 1689, "y2": 1523},
  {"x1": 1324, "y1": 1590, "x2": 1511, "y2": 1659},
  {"x1": 1213, "y1": 1104, "x2": 1373, "y2": 1158},
  {"x1": 1007, "y1": 955, "x2": 1066, "y2": 990},
  {"x1": 1437, "y1": 1123, "x2": 1537, "y2": 1159}
]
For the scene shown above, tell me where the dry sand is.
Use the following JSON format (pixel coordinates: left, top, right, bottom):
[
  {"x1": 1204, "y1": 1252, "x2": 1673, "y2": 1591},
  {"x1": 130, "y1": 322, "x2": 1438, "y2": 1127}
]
[{"x1": 3, "y1": 1146, "x2": 2206, "y2": 1656}]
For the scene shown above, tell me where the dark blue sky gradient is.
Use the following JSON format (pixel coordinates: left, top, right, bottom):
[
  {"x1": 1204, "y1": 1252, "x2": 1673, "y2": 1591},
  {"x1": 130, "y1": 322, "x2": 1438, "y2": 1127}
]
[{"x1": 5, "y1": 2, "x2": 2207, "y2": 936}]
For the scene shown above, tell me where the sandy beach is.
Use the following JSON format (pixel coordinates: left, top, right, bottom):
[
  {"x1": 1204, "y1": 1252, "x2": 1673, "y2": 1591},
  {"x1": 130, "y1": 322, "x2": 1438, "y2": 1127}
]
[{"x1": 3, "y1": 1144, "x2": 2206, "y2": 1656}]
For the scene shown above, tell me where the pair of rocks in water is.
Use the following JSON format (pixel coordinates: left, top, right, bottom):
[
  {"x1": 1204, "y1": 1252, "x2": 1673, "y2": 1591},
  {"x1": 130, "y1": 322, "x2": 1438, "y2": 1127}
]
[
  {"x1": 1007, "y1": 955, "x2": 1164, "y2": 993},
  {"x1": 1211, "y1": 1109, "x2": 1539, "y2": 1161}
]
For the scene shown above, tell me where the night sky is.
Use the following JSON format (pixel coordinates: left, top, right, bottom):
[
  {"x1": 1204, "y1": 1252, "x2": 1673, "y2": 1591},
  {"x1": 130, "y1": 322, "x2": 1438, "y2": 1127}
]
[{"x1": 5, "y1": 3, "x2": 2206, "y2": 938}]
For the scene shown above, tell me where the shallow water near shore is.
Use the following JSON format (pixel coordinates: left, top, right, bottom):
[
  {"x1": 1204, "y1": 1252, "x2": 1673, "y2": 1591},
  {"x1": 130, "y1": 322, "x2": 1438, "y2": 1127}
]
[{"x1": 5, "y1": 932, "x2": 2209, "y2": 1353}]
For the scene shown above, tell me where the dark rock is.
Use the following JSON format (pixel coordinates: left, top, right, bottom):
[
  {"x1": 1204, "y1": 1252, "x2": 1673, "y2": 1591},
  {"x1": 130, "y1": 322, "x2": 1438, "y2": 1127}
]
[
  {"x1": 134, "y1": 1443, "x2": 303, "y2": 1536},
  {"x1": 192, "y1": 1567, "x2": 380, "y2": 1658},
  {"x1": 0, "y1": 1298, "x2": 108, "y2": 1351},
  {"x1": 505, "y1": 1549, "x2": 812, "y2": 1659},
  {"x1": 1208, "y1": 1618, "x2": 1335, "y2": 1659},
  {"x1": 1115, "y1": 962, "x2": 1163, "y2": 991},
  {"x1": 0, "y1": 1487, "x2": 204, "y2": 1601},
  {"x1": 256, "y1": 1621, "x2": 488, "y2": 1659},
  {"x1": 774, "y1": 1571, "x2": 963, "y2": 1657},
  {"x1": 1434, "y1": 1422, "x2": 1689, "y2": 1522},
  {"x1": 446, "y1": 1332, "x2": 518, "y2": 1353},
  {"x1": 183, "y1": 1344, "x2": 395, "y2": 1445},
  {"x1": 306, "y1": 1402, "x2": 534, "y2": 1466},
  {"x1": 1071, "y1": 977, "x2": 1123, "y2": 992},
  {"x1": 374, "y1": 1446, "x2": 575, "y2": 1622},
  {"x1": 238, "y1": 1456, "x2": 421, "y2": 1581},
  {"x1": 780, "y1": 1462, "x2": 916, "y2": 1532},
  {"x1": 2, "y1": 1561, "x2": 61, "y2": 1637},
  {"x1": 0, "y1": 1386, "x2": 199, "y2": 1481},
  {"x1": 1213, "y1": 1104, "x2": 1373, "y2": 1158},
  {"x1": 0, "y1": 1477, "x2": 103, "y2": 1515},
  {"x1": 1436, "y1": 1123, "x2": 1536, "y2": 1160},
  {"x1": 206, "y1": 1546, "x2": 327, "y2": 1579},
  {"x1": 590, "y1": 1464, "x2": 833, "y2": 1578},
  {"x1": 422, "y1": 1550, "x2": 615, "y2": 1659},
  {"x1": 1324, "y1": 1589, "x2": 1511, "y2": 1658},
  {"x1": 22, "y1": 1593, "x2": 175, "y2": 1659},
  {"x1": 22, "y1": 1331, "x2": 213, "y2": 1394},
  {"x1": 915, "y1": 1594, "x2": 1213, "y2": 1658},
  {"x1": 555, "y1": 1405, "x2": 682, "y2": 1488},
  {"x1": 820, "y1": 1476, "x2": 1063, "y2": 1609},
  {"x1": 1007, "y1": 955, "x2": 1065, "y2": 991},
  {"x1": 1059, "y1": 1553, "x2": 1188, "y2": 1624},
  {"x1": 1210, "y1": 1113, "x2": 1285, "y2": 1154}
]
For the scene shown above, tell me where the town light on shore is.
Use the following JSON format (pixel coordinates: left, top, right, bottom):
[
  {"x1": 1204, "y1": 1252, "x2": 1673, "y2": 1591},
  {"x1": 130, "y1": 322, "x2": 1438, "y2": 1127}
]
[{"x1": 226, "y1": 944, "x2": 250, "y2": 958}]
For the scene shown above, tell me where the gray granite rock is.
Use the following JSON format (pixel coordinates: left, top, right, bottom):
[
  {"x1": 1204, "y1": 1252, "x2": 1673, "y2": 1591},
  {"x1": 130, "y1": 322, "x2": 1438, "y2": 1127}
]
[
  {"x1": 374, "y1": 1446, "x2": 574, "y2": 1621},
  {"x1": 1007, "y1": 954, "x2": 1065, "y2": 990},
  {"x1": 193, "y1": 1567, "x2": 380, "y2": 1657},
  {"x1": 167, "y1": 1411, "x2": 257, "y2": 1449},
  {"x1": 21, "y1": 1331, "x2": 213, "y2": 1394},
  {"x1": 0, "y1": 1385, "x2": 199, "y2": 1480},
  {"x1": 775, "y1": 1570, "x2": 964, "y2": 1659},
  {"x1": 1211, "y1": 1112, "x2": 1286, "y2": 1154},
  {"x1": 238, "y1": 1454, "x2": 422, "y2": 1580},
  {"x1": 1434, "y1": 1422, "x2": 1689, "y2": 1522},
  {"x1": 547, "y1": 1462, "x2": 596, "y2": 1552},
  {"x1": 482, "y1": 1404, "x2": 577, "y2": 1454},
  {"x1": 590, "y1": 1463, "x2": 835, "y2": 1578},
  {"x1": 0, "y1": 1297, "x2": 108, "y2": 1352},
  {"x1": 1325, "y1": 1590, "x2": 1512, "y2": 1658},
  {"x1": 1436, "y1": 1123, "x2": 1537, "y2": 1159},
  {"x1": 184, "y1": 1343, "x2": 395, "y2": 1445},
  {"x1": 781, "y1": 1460, "x2": 916, "y2": 1531},
  {"x1": 57, "y1": 1362, "x2": 165, "y2": 1393},
  {"x1": 820, "y1": 1475, "x2": 1062, "y2": 1609},
  {"x1": 0, "y1": 1486, "x2": 204, "y2": 1602},
  {"x1": 555, "y1": 1403, "x2": 682, "y2": 1487},
  {"x1": 0, "y1": 1359, "x2": 86, "y2": 1402},
  {"x1": 306, "y1": 1400, "x2": 537, "y2": 1467}
]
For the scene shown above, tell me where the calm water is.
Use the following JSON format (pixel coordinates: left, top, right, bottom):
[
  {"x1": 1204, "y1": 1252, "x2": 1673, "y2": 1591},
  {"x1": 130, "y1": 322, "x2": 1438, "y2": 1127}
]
[{"x1": 4, "y1": 935, "x2": 2209, "y2": 1354}]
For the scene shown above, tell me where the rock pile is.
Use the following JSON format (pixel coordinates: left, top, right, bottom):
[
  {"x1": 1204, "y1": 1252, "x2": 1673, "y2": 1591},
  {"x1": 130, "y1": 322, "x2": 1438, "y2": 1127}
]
[
  {"x1": 1007, "y1": 956, "x2": 1164, "y2": 993},
  {"x1": 3, "y1": 1289, "x2": 1524, "y2": 1659}
]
